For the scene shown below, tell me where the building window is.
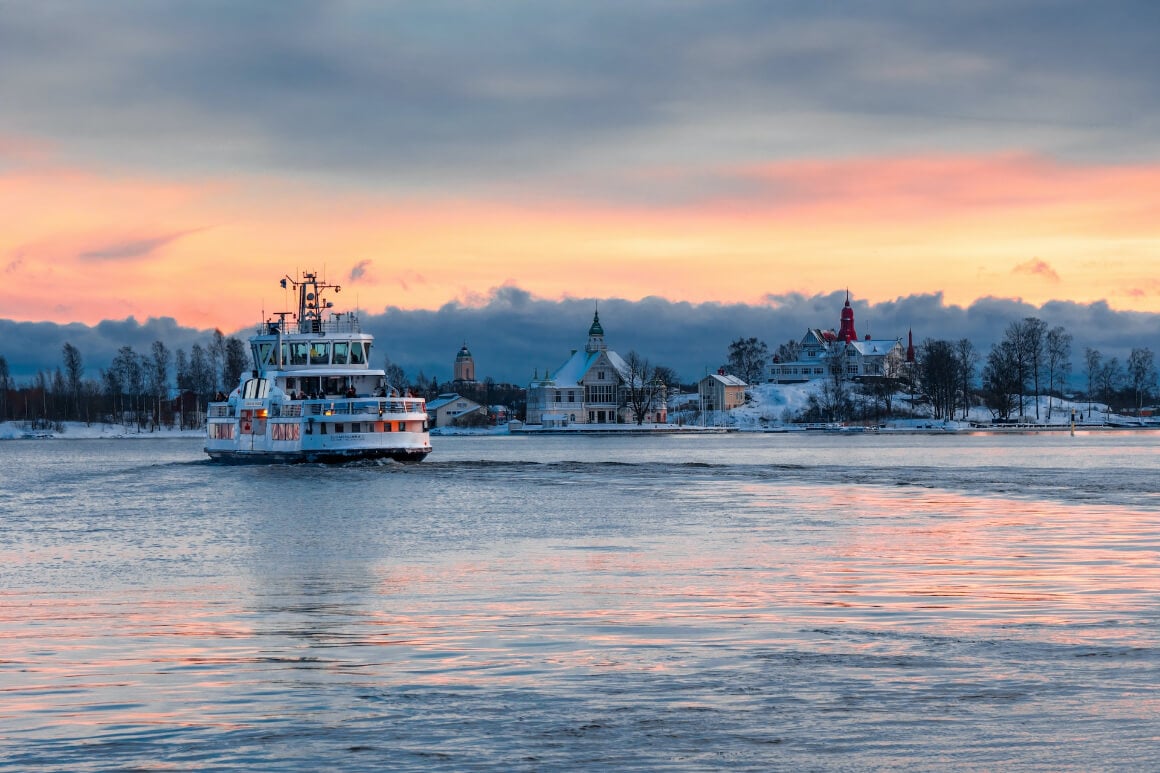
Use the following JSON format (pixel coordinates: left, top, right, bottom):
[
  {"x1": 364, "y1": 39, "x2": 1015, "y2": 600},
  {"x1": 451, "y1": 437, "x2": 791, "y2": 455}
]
[{"x1": 585, "y1": 384, "x2": 616, "y2": 404}]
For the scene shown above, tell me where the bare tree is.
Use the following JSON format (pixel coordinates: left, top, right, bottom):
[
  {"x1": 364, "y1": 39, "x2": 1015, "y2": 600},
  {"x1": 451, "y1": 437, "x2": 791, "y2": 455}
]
[
  {"x1": 1084, "y1": 347, "x2": 1102, "y2": 419},
  {"x1": 383, "y1": 356, "x2": 409, "y2": 394},
  {"x1": 919, "y1": 339, "x2": 958, "y2": 420},
  {"x1": 101, "y1": 367, "x2": 123, "y2": 424},
  {"x1": 955, "y1": 338, "x2": 978, "y2": 420},
  {"x1": 0, "y1": 355, "x2": 9, "y2": 422},
  {"x1": 1044, "y1": 326, "x2": 1072, "y2": 420},
  {"x1": 1098, "y1": 357, "x2": 1122, "y2": 418},
  {"x1": 148, "y1": 340, "x2": 171, "y2": 430},
  {"x1": 726, "y1": 337, "x2": 769, "y2": 385},
  {"x1": 209, "y1": 329, "x2": 227, "y2": 392},
  {"x1": 190, "y1": 343, "x2": 212, "y2": 398},
  {"x1": 224, "y1": 336, "x2": 249, "y2": 390},
  {"x1": 774, "y1": 338, "x2": 801, "y2": 365},
  {"x1": 812, "y1": 346, "x2": 852, "y2": 421},
  {"x1": 998, "y1": 317, "x2": 1047, "y2": 420},
  {"x1": 621, "y1": 350, "x2": 662, "y2": 425},
  {"x1": 996, "y1": 318, "x2": 1040, "y2": 419},
  {"x1": 981, "y1": 340, "x2": 1021, "y2": 421},
  {"x1": 62, "y1": 342, "x2": 84, "y2": 422},
  {"x1": 1126, "y1": 347, "x2": 1157, "y2": 416}
]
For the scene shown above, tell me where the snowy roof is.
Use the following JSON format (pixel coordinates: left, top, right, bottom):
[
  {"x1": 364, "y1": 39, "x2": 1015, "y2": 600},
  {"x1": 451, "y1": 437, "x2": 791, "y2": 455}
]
[
  {"x1": 428, "y1": 393, "x2": 481, "y2": 411},
  {"x1": 702, "y1": 373, "x2": 747, "y2": 387},
  {"x1": 846, "y1": 339, "x2": 902, "y2": 356},
  {"x1": 801, "y1": 328, "x2": 837, "y2": 345},
  {"x1": 546, "y1": 349, "x2": 631, "y2": 386}
]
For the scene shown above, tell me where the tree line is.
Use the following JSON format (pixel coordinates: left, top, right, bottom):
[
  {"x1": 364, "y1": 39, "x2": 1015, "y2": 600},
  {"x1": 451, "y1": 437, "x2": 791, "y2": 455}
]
[
  {"x1": 0, "y1": 331, "x2": 249, "y2": 431},
  {"x1": 725, "y1": 316, "x2": 1158, "y2": 423}
]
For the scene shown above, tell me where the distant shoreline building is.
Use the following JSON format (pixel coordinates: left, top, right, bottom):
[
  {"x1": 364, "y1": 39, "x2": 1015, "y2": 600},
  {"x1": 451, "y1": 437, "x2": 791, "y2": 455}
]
[
  {"x1": 452, "y1": 343, "x2": 476, "y2": 385},
  {"x1": 699, "y1": 370, "x2": 747, "y2": 413},
  {"x1": 526, "y1": 310, "x2": 667, "y2": 426},
  {"x1": 428, "y1": 393, "x2": 485, "y2": 427},
  {"x1": 767, "y1": 292, "x2": 911, "y2": 383}
]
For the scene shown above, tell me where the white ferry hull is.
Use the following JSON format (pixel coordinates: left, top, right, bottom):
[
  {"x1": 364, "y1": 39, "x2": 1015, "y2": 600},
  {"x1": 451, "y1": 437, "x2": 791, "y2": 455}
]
[
  {"x1": 206, "y1": 397, "x2": 431, "y2": 465},
  {"x1": 206, "y1": 444, "x2": 430, "y2": 464}
]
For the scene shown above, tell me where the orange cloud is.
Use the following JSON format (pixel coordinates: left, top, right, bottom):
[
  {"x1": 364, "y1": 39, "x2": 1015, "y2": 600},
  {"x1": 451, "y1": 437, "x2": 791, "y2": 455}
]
[
  {"x1": 1012, "y1": 258, "x2": 1061, "y2": 283},
  {"x1": 3, "y1": 150, "x2": 1159, "y2": 330}
]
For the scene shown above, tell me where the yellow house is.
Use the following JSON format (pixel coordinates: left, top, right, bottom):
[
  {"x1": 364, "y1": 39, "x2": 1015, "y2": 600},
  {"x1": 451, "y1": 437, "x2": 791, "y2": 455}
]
[{"x1": 699, "y1": 371, "x2": 747, "y2": 413}]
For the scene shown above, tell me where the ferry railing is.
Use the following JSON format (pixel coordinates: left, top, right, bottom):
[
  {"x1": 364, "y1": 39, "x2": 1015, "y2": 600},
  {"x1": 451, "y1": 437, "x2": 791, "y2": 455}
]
[{"x1": 299, "y1": 398, "x2": 426, "y2": 416}]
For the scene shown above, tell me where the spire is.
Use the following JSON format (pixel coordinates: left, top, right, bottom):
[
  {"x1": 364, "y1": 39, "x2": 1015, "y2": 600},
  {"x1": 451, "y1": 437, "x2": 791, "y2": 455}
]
[
  {"x1": 586, "y1": 306, "x2": 607, "y2": 352},
  {"x1": 838, "y1": 290, "x2": 858, "y2": 343},
  {"x1": 906, "y1": 329, "x2": 916, "y2": 363},
  {"x1": 588, "y1": 307, "x2": 604, "y2": 337}
]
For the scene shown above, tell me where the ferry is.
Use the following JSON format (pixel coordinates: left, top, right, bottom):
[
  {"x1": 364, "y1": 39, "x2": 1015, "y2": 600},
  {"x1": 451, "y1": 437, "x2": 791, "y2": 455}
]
[{"x1": 205, "y1": 271, "x2": 431, "y2": 463}]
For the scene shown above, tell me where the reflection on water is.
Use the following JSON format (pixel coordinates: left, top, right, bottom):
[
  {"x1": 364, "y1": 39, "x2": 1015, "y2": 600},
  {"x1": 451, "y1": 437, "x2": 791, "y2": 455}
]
[{"x1": 0, "y1": 435, "x2": 1157, "y2": 770}]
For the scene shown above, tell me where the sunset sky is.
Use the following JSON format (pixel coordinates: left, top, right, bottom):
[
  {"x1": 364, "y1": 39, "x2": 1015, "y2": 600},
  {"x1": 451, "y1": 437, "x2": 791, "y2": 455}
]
[{"x1": 3, "y1": 1, "x2": 1159, "y2": 336}]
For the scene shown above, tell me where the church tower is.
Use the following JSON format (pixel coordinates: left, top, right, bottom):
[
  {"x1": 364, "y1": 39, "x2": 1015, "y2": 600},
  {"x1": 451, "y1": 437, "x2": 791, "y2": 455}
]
[
  {"x1": 837, "y1": 290, "x2": 858, "y2": 343},
  {"x1": 585, "y1": 308, "x2": 607, "y2": 353},
  {"x1": 453, "y1": 343, "x2": 475, "y2": 383}
]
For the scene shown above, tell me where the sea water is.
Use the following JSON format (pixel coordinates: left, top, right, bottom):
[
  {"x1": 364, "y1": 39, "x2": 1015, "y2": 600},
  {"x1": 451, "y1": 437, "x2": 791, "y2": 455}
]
[{"x1": 1, "y1": 432, "x2": 1157, "y2": 771}]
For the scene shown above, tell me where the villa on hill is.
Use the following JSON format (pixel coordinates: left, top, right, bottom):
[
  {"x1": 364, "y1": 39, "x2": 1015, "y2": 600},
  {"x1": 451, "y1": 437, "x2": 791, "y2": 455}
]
[{"x1": 767, "y1": 292, "x2": 914, "y2": 383}]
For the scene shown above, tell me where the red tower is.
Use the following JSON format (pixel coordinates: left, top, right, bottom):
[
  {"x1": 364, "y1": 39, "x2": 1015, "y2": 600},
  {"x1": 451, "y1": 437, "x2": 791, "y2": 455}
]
[{"x1": 837, "y1": 290, "x2": 858, "y2": 343}]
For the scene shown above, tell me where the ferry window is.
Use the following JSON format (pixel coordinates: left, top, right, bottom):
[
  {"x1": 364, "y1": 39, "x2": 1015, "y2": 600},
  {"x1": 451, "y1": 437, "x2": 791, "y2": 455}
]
[
  {"x1": 310, "y1": 342, "x2": 330, "y2": 365},
  {"x1": 332, "y1": 342, "x2": 349, "y2": 364},
  {"x1": 290, "y1": 342, "x2": 309, "y2": 365},
  {"x1": 349, "y1": 343, "x2": 367, "y2": 365},
  {"x1": 336, "y1": 423, "x2": 344, "y2": 433},
  {"x1": 271, "y1": 423, "x2": 300, "y2": 441},
  {"x1": 280, "y1": 343, "x2": 290, "y2": 366}
]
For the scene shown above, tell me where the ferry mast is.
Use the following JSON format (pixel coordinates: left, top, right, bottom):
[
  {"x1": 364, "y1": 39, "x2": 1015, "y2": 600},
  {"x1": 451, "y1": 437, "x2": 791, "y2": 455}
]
[{"x1": 280, "y1": 271, "x2": 342, "y2": 334}]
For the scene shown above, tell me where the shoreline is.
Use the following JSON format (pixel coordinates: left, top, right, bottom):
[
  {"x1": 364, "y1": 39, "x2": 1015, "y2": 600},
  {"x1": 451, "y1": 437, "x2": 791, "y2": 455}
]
[{"x1": 6, "y1": 420, "x2": 1157, "y2": 441}]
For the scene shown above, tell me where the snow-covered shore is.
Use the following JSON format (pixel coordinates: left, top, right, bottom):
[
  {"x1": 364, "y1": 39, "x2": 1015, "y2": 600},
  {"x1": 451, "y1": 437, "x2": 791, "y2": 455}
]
[
  {"x1": 4, "y1": 381, "x2": 1154, "y2": 441},
  {"x1": 0, "y1": 421, "x2": 204, "y2": 440},
  {"x1": 687, "y1": 382, "x2": 1155, "y2": 432}
]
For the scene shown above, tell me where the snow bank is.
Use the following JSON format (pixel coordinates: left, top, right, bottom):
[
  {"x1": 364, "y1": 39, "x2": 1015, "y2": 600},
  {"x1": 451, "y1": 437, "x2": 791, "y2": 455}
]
[{"x1": 0, "y1": 421, "x2": 204, "y2": 440}]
